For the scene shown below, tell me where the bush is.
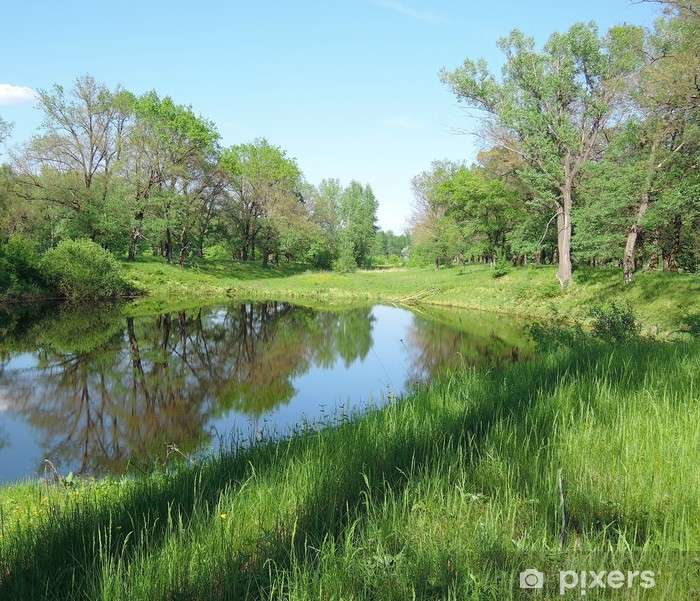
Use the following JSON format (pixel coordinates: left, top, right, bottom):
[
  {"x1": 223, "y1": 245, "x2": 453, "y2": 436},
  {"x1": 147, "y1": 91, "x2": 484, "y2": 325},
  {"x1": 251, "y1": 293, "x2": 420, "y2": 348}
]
[
  {"x1": 41, "y1": 239, "x2": 129, "y2": 300},
  {"x1": 0, "y1": 236, "x2": 47, "y2": 295},
  {"x1": 333, "y1": 238, "x2": 357, "y2": 272},
  {"x1": 589, "y1": 301, "x2": 641, "y2": 343},
  {"x1": 203, "y1": 243, "x2": 230, "y2": 261},
  {"x1": 371, "y1": 254, "x2": 404, "y2": 268},
  {"x1": 492, "y1": 256, "x2": 512, "y2": 279}
]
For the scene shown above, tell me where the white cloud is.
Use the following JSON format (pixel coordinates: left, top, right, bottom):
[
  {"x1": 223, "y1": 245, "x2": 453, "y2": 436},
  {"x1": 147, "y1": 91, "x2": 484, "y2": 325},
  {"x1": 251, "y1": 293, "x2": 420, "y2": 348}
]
[
  {"x1": 375, "y1": 0, "x2": 446, "y2": 24},
  {"x1": 0, "y1": 83, "x2": 37, "y2": 106}
]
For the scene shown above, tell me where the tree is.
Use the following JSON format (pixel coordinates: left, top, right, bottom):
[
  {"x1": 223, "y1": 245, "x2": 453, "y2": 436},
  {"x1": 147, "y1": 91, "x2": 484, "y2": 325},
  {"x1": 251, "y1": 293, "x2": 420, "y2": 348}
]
[
  {"x1": 336, "y1": 181, "x2": 378, "y2": 268},
  {"x1": 442, "y1": 23, "x2": 644, "y2": 287},
  {"x1": 618, "y1": 1, "x2": 700, "y2": 281},
  {"x1": 435, "y1": 166, "x2": 520, "y2": 263},
  {"x1": 410, "y1": 161, "x2": 462, "y2": 266},
  {"x1": 13, "y1": 76, "x2": 128, "y2": 239},
  {"x1": 219, "y1": 139, "x2": 301, "y2": 262},
  {"x1": 120, "y1": 91, "x2": 220, "y2": 261}
]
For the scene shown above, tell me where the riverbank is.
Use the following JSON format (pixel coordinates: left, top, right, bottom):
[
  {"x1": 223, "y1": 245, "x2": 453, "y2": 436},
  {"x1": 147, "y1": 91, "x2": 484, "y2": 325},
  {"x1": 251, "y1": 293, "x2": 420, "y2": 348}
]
[
  {"x1": 1, "y1": 334, "x2": 698, "y2": 599},
  {"x1": 122, "y1": 258, "x2": 700, "y2": 336}
]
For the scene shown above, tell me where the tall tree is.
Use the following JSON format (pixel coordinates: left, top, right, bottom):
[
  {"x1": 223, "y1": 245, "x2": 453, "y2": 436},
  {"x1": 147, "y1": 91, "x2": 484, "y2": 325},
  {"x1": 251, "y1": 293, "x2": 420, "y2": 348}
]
[
  {"x1": 410, "y1": 161, "x2": 462, "y2": 267},
  {"x1": 13, "y1": 76, "x2": 128, "y2": 238},
  {"x1": 219, "y1": 139, "x2": 301, "y2": 262},
  {"x1": 336, "y1": 181, "x2": 378, "y2": 268},
  {"x1": 618, "y1": 1, "x2": 700, "y2": 281},
  {"x1": 119, "y1": 91, "x2": 219, "y2": 260},
  {"x1": 442, "y1": 23, "x2": 644, "y2": 287}
]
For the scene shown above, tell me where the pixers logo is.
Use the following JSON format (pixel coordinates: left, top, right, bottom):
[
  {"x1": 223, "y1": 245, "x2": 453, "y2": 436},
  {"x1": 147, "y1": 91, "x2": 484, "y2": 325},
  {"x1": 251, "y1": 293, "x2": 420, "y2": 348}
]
[
  {"x1": 559, "y1": 570, "x2": 655, "y2": 596},
  {"x1": 518, "y1": 568, "x2": 656, "y2": 595}
]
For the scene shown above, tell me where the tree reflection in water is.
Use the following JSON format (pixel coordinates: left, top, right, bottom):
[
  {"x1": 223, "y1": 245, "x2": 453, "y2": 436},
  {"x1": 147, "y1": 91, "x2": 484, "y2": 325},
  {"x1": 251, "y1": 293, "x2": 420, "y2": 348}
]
[{"x1": 0, "y1": 302, "x2": 526, "y2": 480}]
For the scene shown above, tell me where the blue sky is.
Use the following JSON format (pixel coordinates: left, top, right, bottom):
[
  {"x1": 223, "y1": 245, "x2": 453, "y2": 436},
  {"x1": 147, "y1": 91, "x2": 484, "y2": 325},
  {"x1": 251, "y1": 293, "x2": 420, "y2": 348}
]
[{"x1": 1, "y1": 0, "x2": 659, "y2": 231}]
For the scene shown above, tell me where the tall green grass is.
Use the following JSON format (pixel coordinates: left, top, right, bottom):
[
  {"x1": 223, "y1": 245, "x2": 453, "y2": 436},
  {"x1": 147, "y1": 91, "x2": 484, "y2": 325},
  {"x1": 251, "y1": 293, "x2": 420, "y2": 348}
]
[{"x1": 1, "y1": 337, "x2": 698, "y2": 599}]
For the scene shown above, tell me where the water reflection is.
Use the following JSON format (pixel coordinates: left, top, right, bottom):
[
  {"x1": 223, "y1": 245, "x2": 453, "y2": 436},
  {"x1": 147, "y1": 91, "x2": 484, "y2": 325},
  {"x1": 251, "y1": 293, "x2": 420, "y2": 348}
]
[{"x1": 0, "y1": 301, "x2": 527, "y2": 482}]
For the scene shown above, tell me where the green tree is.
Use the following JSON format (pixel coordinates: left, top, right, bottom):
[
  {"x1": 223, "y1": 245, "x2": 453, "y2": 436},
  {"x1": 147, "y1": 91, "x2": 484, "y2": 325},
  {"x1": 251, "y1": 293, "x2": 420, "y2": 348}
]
[
  {"x1": 410, "y1": 161, "x2": 463, "y2": 266},
  {"x1": 442, "y1": 23, "x2": 644, "y2": 287},
  {"x1": 336, "y1": 181, "x2": 378, "y2": 268},
  {"x1": 13, "y1": 76, "x2": 128, "y2": 243},
  {"x1": 619, "y1": 2, "x2": 700, "y2": 280},
  {"x1": 219, "y1": 139, "x2": 301, "y2": 262},
  {"x1": 121, "y1": 91, "x2": 220, "y2": 261},
  {"x1": 435, "y1": 166, "x2": 520, "y2": 263}
]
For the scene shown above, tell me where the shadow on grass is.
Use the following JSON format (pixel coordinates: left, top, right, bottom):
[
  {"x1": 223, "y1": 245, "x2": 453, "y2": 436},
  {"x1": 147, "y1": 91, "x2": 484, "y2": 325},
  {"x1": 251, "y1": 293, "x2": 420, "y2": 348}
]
[
  {"x1": 146, "y1": 256, "x2": 311, "y2": 281},
  {"x1": 166, "y1": 339, "x2": 680, "y2": 600},
  {"x1": 633, "y1": 271, "x2": 700, "y2": 304},
  {"x1": 0, "y1": 336, "x2": 690, "y2": 600}
]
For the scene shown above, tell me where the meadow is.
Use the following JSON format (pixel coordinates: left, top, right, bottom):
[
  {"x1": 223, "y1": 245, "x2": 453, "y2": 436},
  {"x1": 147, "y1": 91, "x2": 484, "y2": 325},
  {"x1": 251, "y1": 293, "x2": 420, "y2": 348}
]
[
  {"x1": 122, "y1": 258, "x2": 700, "y2": 337},
  {"x1": 1, "y1": 260, "x2": 699, "y2": 599}
]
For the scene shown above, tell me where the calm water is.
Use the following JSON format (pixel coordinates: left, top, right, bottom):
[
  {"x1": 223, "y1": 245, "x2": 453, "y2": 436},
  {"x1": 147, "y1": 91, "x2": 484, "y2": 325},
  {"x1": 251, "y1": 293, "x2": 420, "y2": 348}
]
[{"x1": 0, "y1": 301, "x2": 526, "y2": 483}]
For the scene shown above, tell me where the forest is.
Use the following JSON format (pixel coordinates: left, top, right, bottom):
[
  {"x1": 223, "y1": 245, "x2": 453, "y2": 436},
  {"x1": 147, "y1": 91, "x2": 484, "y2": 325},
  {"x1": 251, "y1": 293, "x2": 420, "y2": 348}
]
[
  {"x1": 414, "y1": 0, "x2": 699, "y2": 285},
  {"x1": 0, "y1": 82, "x2": 388, "y2": 292},
  {"x1": 0, "y1": 2, "x2": 696, "y2": 301}
]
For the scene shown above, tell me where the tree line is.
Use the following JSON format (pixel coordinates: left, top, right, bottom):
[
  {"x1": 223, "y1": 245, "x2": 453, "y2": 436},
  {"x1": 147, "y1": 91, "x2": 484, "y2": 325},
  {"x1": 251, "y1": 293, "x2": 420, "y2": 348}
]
[
  {"x1": 411, "y1": 0, "x2": 698, "y2": 285},
  {"x1": 0, "y1": 78, "x2": 393, "y2": 297}
]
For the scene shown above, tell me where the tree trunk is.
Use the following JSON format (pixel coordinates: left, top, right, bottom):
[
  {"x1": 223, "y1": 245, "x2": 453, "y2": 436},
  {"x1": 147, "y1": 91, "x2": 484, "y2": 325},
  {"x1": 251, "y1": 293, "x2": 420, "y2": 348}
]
[
  {"x1": 165, "y1": 228, "x2": 173, "y2": 264},
  {"x1": 556, "y1": 185, "x2": 573, "y2": 288},
  {"x1": 623, "y1": 192, "x2": 650, "y2": 284},
  {"x1": 668, "y1": 215, "x2": 682, "y2": 272}
]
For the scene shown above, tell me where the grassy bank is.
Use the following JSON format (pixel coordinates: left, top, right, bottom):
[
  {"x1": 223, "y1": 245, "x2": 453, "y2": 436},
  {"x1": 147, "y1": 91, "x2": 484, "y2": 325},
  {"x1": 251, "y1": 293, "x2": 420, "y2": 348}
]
[
  {"x1": 122, "y1": 258, "x2": 700, "y2": 336},
  {"x1": 0, "y1": 335, "x2": 698, "y2": 599}
]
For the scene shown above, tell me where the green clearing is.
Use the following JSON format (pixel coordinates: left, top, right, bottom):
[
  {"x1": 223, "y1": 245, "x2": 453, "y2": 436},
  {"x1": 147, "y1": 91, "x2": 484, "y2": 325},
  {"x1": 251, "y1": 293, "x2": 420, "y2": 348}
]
[{"x1": 122, "y1": 258, "x2": 700, "y2": 336}]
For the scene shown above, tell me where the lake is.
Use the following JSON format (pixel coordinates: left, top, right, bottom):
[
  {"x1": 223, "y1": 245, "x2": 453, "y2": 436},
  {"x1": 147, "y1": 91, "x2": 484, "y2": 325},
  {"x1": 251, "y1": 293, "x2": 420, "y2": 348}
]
[{"x1": 0, "y1": 301, "x2": 527, "y2": 483}]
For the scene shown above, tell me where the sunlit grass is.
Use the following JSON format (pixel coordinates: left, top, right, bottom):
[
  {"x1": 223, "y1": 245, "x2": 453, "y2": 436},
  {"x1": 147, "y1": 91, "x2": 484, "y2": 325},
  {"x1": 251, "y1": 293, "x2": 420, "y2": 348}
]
[
  {"x1": 121, "y1": 258, "x2": 700, "y2": 336},
  {"x1": 1, "y1": 336, "x2": 698, "y2": 599}
]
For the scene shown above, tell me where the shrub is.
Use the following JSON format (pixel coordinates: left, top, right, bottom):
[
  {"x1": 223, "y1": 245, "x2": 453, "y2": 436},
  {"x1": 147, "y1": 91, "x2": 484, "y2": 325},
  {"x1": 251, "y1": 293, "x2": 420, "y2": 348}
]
[
  {"x1": 203, "y1": 243, "x2": 230, "y2": 261},
  {"x1": 41, "y1": 239, "x2": 129, "y2": 300},
  {"x1": 371, "y1": 254, "x2": 404, "y2": 268},
  {"x1": 0, "y1": 236, "x2": 47, "y2": 295},
  {"x1": 492, "y1": 255, "x2": 512, "y2": 279},
  {"x1": 333, "y1": 238, "x2": 357, "y2": 272},
  {"x1": 589, "y1": 301, "x2": 641, "y2": 343}
]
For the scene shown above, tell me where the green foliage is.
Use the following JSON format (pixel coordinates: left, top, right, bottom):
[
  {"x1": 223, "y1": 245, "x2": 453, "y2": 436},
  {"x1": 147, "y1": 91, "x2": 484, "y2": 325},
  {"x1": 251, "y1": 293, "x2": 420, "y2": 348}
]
[
  {"x1": 203, "y1": 244, "x2": 230, "y2": 261},
  {"x1": 589, "y1": 301, "x2": 641, "y2": 343},
  {"x1": 333, "y1": 236, "x2": 358, "y2": 272},
  {"x1": 491, "y1": 255, "x2": 511, "y2": 278},
  {"x1": 411, "y1": 161, "x2": 527, "y2": 266},
  {"x1": 337, "y1": 181, "x2": 378, "y2": 268},
  {"x1": 0, "y1": 237, "x2": 50, "y2": 299},
  {"x1": 41, "y1": 239, "x2": 130, "y2": 300},
  {"x1": 0, "y1": 237, "x2": 46, "y2": 295},
  {"x1": 129, "y1": 90, "x2": 219, "y2": 154}
]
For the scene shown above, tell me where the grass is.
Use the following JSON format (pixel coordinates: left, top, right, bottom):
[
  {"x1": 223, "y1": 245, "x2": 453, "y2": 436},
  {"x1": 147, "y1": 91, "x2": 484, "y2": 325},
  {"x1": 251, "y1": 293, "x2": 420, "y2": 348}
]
[
  {"x1": 2, "y1": 259, "x2": 698, "y2": 598},
  {"x1": 0, "y1": 334, "x2": 698, "y2": 599},
  {"x1": 121, "y1": 258, "x2": 700, "y2": 337}
]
